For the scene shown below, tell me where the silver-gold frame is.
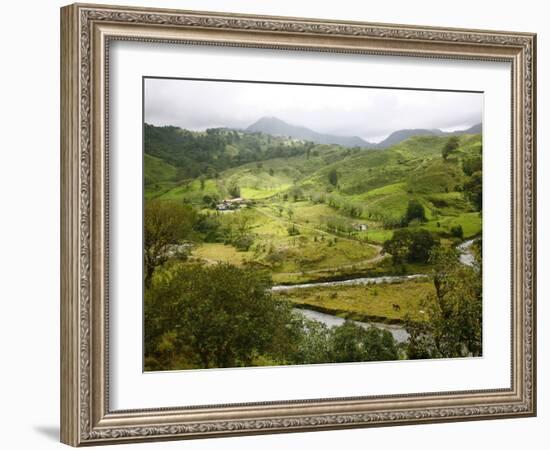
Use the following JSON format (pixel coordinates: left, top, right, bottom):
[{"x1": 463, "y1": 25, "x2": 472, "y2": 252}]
[{"x1": 60, "y1": 3, "x2": 536, "y2": 446}]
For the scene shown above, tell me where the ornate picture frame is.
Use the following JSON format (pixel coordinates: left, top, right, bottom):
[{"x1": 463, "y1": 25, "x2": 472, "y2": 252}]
[{"x1": 60, "y1": 3, "x2": 536, "y2": 446}]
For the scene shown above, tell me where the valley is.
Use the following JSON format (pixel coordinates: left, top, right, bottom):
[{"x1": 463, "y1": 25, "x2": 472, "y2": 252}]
[{"x1": 143, "y1": 117, "x2": 483, "y2": 370}]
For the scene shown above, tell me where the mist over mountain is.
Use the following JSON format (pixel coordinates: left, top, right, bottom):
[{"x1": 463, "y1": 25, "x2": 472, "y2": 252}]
[{"x1": 244, "y1": 116, "x2": 481, "y2": 149}]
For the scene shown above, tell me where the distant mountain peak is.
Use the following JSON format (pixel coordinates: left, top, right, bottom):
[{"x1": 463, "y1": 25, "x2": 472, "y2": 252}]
[
  {"x1": 241, "y1": 117, "x2": 482, "y2": 150},
  {"x1": 373, "y1": 123, "x2": 482, "y2": 149},
  {"x1": 245, "y1": 116, "x2": 371, "y2": 148}
]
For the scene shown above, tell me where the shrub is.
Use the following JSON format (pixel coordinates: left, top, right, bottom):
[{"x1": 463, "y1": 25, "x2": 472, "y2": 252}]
[
  {"x1": 233, "y1": 234, "x2": 255, "y2": 251},
  {"x1": 383, "y1": 229, "x2": 440, "y2": 265},
  {"x1": 450, "y1": 225, "x2": 464, "y2": 239},
  {"x1": 287, "y1": 225, "x2": 300, "y2": 236},
  {"x1": 404, "y1": 199, "x2": 427, "y2": 224}
]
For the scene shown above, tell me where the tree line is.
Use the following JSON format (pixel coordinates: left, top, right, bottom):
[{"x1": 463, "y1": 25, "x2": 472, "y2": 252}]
[{"x1": 145, "y1": 124, "x2": 315, "y2": 181}]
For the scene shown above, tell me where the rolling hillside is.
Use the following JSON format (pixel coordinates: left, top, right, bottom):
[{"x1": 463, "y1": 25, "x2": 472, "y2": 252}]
[{"x1": 145, "y1": 123, "x2": 482, "y2": 249}]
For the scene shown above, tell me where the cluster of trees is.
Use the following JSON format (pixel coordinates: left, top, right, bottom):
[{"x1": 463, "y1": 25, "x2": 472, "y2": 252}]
[
  {"x1": 404, "y1": 199, "x2": 427, "y2": 224},
  {"x1": 144, "y1": 263, "x2": 399, "y2": 370},
  {"x1": 315, "y1": 192, "x2": 364, "y2": 220},
  {"x1": 145, "y1": 124, "x2": 315, "y2": 181},
  {"x1": 442, "y1": 136, "x2": 460, "y2": 160},
  {"x1": 440, "y1": 136, "x2": 482, "y2": 211},
  {"x1": 405, "y1": 247, "x2": 482, "y2": 358},
  {"x1": 464, "y1": 169, "x2": 482, "y2": 211},
  {"x1": 383, "y1": 228, "x2": 440, "y2": 266}
]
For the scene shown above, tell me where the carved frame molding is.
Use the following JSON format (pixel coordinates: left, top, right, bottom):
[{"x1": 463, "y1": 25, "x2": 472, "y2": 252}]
[{"x1": 61, "y1": 3, "x2": 536, "y2": 446}]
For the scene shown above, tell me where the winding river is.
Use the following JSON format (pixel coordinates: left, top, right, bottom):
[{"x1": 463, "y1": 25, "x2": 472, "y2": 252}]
[
  {"x1": 457, "y1": 238, "x2": 478, "y2": 267},
  {"x1": 272, "y1": 273, "x2": 427, "y2": 292},
  {"x1": 274, "y1": 238, "x2": 479, "y2": 344},
  {"x1": 294, "y1": 308, "x2": 410, "y2": 343}
]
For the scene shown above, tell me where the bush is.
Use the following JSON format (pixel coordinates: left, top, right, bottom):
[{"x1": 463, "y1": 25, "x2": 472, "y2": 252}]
[
  {"x1": 328, "y1": 168, "x2": 338, "y2": 186},
  {"x1": 408, "y1": 229, "x2": 439, "y2": 263},
  {"x1": 383, "y1": 229, "x2": 440, "y2": 265},
  {"x1": 404, "y1": 199, "x2": 427, "y2": 224},
  {"x1": 450, "y1": 225, "x2": 464, "y2": 239},
  {"x1": 329, "y1": 321, "x2": 398, "y2": 363},
  {"x1": 442, "y1": 136, "x2": 460, "y2": 160},
  {"x1": 228, "y1": 183, "x2": 241, "y2": 198},
  {"x1": 287, "y1": 225, "x2": 300, "y2": 236},
  {"x1": 463, "y1": 156, "x2": 482, "y2": 176},
  {"x1": 233, "y1": 234, "x2": 255, "y2": 251}
]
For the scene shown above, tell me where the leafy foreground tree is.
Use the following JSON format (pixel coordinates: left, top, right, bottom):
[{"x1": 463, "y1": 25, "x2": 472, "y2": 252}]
[
  {"x1": 144, "y1": 264, "x2": 300, "y2": 370},
  {"x1": 405, "y1": 247, "x2": 482, "y2": 359},
  {"x1": 143, "y1": 200, "x2": 196, "y2": 287}
]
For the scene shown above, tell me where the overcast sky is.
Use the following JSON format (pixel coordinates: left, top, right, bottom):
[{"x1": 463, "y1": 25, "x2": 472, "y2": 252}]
[{"x1": 144, "y1": 78, "x2": 483, "y2": 143}]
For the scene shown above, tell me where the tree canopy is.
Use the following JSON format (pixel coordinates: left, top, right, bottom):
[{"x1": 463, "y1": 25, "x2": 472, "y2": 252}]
[
  {"x1": 143, "y1": 200, "x2": 196, "y2": 287},
  {"x1": 442, "y1": 136, "x2": 460, "y2": 160},
  {"x1": 405, "y1": 246, "x2": 482, "y2": 359},
  {"x1": 404, "y1": 199, "x2": 427, "y2": 224},
  {"x1": 383, "y1": 229, "x2": 440, "y2": 265},
  {"x1": 328, "y1": 168, "x2": 338, "y2": 187}
]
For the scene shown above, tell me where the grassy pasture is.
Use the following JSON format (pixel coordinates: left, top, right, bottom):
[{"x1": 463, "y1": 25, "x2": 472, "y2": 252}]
[{"x1": 274, "y1": 278, "x2": 435, "y2": 323}]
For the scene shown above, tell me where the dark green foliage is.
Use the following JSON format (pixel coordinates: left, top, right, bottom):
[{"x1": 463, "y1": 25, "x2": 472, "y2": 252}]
[
  {"x1": 193, "y1": 214, "x2": 222, "y2": 242},
  {"x1": 287, "y1": 225, "x2": 300, "y2": 236},
  {"x1": 143, "y1": 201, "x2": 196, "y2": 287},
  {"x1": 330, "y1": 321, "x2": 398, "y2": 363},
  {"x1": 404, "y1": 199, "x2": 427, "y2": 224},
  {"x1": 450, "y1": 224, "x2": 464, "y2": 239},
  {"x1": 328, "y1": 168, "x2": 338, "y2": 186},
  {"x1": 144, "y1": 124, "x2": 313, "y2": 181},
  {"x1": 289, "y1": 318, "x2": 332, "y2": 365},
  {"x1": 233, "y1": 234, "x2": 255, "y2": 251},
  {"x1": 145, "y1": 264, "x2": 294, "y2": 369},
  {"x1": 228, "y1": 182, "x2": 241, "y2": 198},
  {"x1": 383, "y1": 229, "x2": 413, "y2": 265},
  {"x1": 405, "y1": 247, "x2": 482, "y2": 359},
  {"x1": 383, "y1": 229, "x2": 440, "y2": 265},
  {"x1": 442, "y1": 136, "x2": 460, "y2": 160},
  {"x1": 462, "y1": 155, "x2": 482, "y2": 176},
  {"x1": 464, "y1": 170, "x2": 482, "y2": 211},
  {"x1": 289, "y1": 186, "x2": 304, "y2": 202},
  {"x1": 408, "y1": 229, "x2": 440, "y2": 263}
]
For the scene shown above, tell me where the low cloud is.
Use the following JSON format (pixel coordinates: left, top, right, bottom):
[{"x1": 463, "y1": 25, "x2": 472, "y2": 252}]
[{"x1": 144, "y1": 78, "x2": 482, "y2": 142}]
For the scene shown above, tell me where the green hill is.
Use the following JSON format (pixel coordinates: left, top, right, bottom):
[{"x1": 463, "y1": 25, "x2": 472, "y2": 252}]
[{"x1": 144, "y1": 125, "x2": 482, "y2": 247}]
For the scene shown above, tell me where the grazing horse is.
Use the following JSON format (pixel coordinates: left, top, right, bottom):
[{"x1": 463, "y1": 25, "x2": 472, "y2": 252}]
[{"x1": 392, "y1": 303, "x2": 401, "y2": 312}]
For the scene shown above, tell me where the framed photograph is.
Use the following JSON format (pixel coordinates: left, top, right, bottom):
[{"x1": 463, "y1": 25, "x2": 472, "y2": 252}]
[{"x1": 60, "y1": 3, "x2": 536, "y2": 446}]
